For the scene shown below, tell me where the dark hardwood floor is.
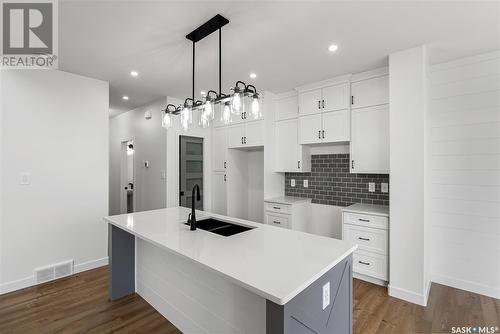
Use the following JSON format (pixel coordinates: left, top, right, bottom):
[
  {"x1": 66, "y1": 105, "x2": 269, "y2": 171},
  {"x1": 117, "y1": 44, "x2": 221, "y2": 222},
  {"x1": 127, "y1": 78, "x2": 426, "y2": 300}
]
[{"x1": 0, "y1": 266, "x2": 498, "y2": 333}]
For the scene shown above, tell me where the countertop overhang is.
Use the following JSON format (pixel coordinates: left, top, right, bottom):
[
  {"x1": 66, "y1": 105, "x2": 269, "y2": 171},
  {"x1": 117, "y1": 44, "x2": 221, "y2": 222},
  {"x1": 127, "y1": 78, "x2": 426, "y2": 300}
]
[{"x1": 104, "y1": 207, "x2": 357, "y2": 305}]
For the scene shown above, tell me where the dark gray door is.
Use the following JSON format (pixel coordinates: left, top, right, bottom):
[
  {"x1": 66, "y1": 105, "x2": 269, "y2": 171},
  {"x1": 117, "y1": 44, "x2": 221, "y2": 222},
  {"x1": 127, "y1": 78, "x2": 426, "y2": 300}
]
[{"x1": 179, "y1": 136, "x2": 203, "y2": 209}]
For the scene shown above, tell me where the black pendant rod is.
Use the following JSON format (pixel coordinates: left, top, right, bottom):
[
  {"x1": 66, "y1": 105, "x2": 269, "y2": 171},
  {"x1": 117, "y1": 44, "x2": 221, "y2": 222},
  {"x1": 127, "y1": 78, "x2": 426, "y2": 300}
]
[
  {"x1": 192, "y1": 40, "x2": 195, "y2": 102},
  {"x1": 219, "y1": 28, "x2": 221, "y2": 96}
]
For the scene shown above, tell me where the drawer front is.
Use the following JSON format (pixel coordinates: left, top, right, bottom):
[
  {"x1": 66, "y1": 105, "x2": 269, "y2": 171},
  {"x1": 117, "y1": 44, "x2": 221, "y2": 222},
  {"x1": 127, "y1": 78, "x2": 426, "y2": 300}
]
[
  {"x1": 343, "y1": 224, "x2": 388, "y2": 255},
  {"x1": 265, "y1": 202, "x2": 291, "y2": 214},
  {"x1": 265, "y1": 213, "x2": 290, "y2": 229},
  {"x1": 343, "y1": 212, "x2": 388, "y2": 230},
  {"x1": 353, "y1": 251, "x2": 388, "y2": 281}
]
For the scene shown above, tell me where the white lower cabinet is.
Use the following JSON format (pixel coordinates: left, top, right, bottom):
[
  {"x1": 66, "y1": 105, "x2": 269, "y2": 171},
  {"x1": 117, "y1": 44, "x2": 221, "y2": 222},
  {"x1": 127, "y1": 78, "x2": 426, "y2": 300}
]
[
  {"x1": 342, "y1": 206, "x2": 389, "y2": 285},
  {"x1": 264, "y1": 198, "x2": 311, "y2": 232},
  {"x1": 212, "y1": 171, "x2": 227, "y2": 215}
]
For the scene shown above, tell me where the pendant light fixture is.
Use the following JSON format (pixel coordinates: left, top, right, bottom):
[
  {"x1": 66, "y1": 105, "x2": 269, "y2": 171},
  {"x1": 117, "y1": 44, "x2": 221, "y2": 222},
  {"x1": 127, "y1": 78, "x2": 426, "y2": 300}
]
[{"x1": 162, "y1": 14, "x2": 261, "y2": 130}]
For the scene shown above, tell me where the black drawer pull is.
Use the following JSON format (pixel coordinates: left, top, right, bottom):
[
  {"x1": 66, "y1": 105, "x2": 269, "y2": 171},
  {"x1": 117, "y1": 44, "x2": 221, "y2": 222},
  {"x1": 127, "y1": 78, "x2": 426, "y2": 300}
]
[
  {"x1": 358, "y1": 261, "x2": 370, "y2": 266},
  {"x1": 273, "y1": 221, "x2": 281, "y2": 224},
  {"x1": 358, "y1": 219, "x2": 370, "y2": 222},
  {"x1": 358, "y1": 237, "x2": 370, "y2": 241},
  {"x1": 273, "y1": 206, "x2": 280, "y2": 210}
]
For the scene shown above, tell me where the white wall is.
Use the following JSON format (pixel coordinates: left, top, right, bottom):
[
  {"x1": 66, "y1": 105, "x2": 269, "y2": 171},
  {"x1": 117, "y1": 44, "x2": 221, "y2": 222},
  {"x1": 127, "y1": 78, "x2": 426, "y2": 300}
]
[
  {"x1": 428, "y1": 51, "x2": 500, "y2": 299},
  {"x1": 388, "y1": 46, "x2": 430, "y2": 306},
  {"x1": 109, "y1": 98, "x2": 167, "y2": 215},
  {"x1": 0, "y1": 70, "x2": 109, "y2": 294}
]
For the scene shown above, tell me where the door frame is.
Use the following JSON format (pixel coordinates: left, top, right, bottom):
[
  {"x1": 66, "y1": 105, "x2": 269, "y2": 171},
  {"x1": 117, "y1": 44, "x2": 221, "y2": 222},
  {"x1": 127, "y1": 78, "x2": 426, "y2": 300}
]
[{"x1": 120, "y1": 137, "x2": 136, "y2": 214}]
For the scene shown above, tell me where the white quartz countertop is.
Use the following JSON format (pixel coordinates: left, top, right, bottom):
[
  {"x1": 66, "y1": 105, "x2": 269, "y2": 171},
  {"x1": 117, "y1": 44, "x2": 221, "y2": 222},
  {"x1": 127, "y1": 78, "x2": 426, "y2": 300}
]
[
  {"x1": 104, "y1": 207, "x2": 356, "y2": 305},
  {"x1": 264, "y1": 196, "x2": 312, "y2": 205},
  {"x1": 341, "y1": 203, "x2": 389, "y2": 217}
]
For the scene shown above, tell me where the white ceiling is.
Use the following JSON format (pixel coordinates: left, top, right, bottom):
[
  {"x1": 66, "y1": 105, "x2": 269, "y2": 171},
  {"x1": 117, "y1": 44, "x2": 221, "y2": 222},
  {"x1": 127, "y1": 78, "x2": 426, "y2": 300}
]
[{"x1": 58, "y1": 1, "x2": 500, "y2": 116}]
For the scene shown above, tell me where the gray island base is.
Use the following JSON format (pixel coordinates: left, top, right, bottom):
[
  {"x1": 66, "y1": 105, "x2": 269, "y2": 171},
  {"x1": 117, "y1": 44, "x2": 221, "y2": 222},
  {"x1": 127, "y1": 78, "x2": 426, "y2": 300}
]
[{"x1": 106, "y1": 208, "x2": 355, "y2": 334}]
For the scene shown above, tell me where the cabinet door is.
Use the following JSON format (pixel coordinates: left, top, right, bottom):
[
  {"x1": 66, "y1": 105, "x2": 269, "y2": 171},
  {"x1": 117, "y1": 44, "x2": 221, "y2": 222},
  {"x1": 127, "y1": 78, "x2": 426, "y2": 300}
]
[
  {"x1": 227, "y1": 124, "x2": 245, "y2": 148},
  {"x1": 322, "y1": 110, "x2": 350, "y2": 143},
  {"x1": 350, "y1": 105, "x2": 389, "y2": 173},
  {"x1": 298, "y1": 89, "x2": 322, "y2": 116},
  {"x1": 230, "y1": 110, "x2": 246, "y2": 125},
  {"x1": 212, "y1": 126, "x2": 227, "y2": 171},
  {"x1": 299, "y1": 114, "x2": 322, "y2": 144},
  {"x1": 275, "y1": 119, "x2": 299, "y2": 172},
  {"x1": 351, "y1": 75, "x2": 389, "y2": 109},
  {"x1": 322, "y1": 83, "x2": 349, "y2": 112},
  {"x1": 276, "y1": 94, "x2": 298, "y2": 121},
  {"x1": 212, "y1": 172, "x2": 227, "y2": 215},
  {"x1": 245, "y1": 120, "x2": 264, "y2": 147}
]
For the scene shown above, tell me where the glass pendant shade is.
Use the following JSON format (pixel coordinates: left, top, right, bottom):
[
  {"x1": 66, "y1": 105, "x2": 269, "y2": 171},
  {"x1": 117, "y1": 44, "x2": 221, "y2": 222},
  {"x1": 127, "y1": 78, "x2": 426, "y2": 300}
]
[
  {"x1": 162, "y1": 112, "x2": 172, "y2": 128},
  {"x1": 204, "y1": 100, "x2": 214, "y2": 120},
  {"x1": 251, "y1": 96, "x2": 260, "y2": 119},
  {"x1": 222, "y1": 103, "x2": 231, "y2": 124},
  {"x1": 180, "y1": 106, "x2": 192, "y2": 131},
  {"x1": 231, "y1": 92, "x2": 242, "y2": 114}
]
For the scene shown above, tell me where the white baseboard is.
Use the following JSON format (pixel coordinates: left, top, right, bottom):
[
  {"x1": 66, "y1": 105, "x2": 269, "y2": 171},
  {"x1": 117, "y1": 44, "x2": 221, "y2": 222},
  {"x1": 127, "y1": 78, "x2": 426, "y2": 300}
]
[
  {"x1": 388, "y1": 284, "x2": 429, "y2": 306},
  {"x1": 0, "y1": 256, "x2": 108, "y2": 295},
  {"x1": 432, "y1": 273, "x2": 500, "y2": 300},
  {"x1": 353, "y1": 272, "x2": 387, "y2": 287}
]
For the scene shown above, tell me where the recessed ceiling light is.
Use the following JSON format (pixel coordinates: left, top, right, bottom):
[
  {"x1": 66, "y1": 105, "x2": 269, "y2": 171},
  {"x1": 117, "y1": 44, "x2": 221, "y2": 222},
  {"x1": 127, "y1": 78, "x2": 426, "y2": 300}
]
[
  {"x1": 122, "y1": 96, "x2": 129, "y2": 100},
  {"x1": 328, "y1": 44, "x2": 338, "y2": 52},
  {"x1": 130, "y1": 71, "x2": 139, "y2": 77},
  {"x1": 249, "y1": 73, "x2": 257, "y2": 79}
]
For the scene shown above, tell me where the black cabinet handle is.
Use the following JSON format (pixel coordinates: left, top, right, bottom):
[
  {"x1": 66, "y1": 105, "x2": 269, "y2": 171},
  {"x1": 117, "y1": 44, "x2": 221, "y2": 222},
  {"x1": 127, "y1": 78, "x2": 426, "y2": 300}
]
[
  {"x1": 351, "y1": 160, "x2": 354, "y2": 169},
  {"x1": 351, "y1": 96, "x2": 354, "y2": 105},
  {"x1": 224, "y1": 174, "x2": 226, "y2": 181},
  {"x1": 273, "y1": 221, "x2": 281, "y2": 225},
  {"x1": 358, "y1": 261, "x2": 370, "y2": 266},
  {"x1": 318, "y1": 100, "x2": 321, "y2": 109},
  {"x1": 322, "y1": 130, "x2": 325, "y2": 139},
  {"x1": 224, "y1": 161, "x2": 226, "y2": 168},
  {"x1": 318, "y1": 130, "x2": 321, "y2": 139},
  {"x1": 298, "y1": 161, "x2": 301, "y2": 169},
  {"x1": 358, "y1": 218, "x2": 370, "y2": 222},
  {"x1": 358, "y1": 237, "x2": 370, "y2": 241},
  {"x1": 241, "y1": 137, "x2": 244, "y2": 144},
  {"x1": 273, "y1": 206, "x2": 280, "y2": 210},
  {"x1": 322, "y1": 99, "x2": 325, "y2": 108},
  {"x1": 244, "y1": 136, "x2": 247, "y2": 144}
]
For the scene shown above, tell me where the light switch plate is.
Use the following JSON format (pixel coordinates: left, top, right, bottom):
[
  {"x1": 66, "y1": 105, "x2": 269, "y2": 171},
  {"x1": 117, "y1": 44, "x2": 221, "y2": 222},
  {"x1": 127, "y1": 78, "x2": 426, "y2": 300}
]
[
  {"x1": 303, "y1": 179, "x2": 308, "y2": 188},
  {"x1": 368, "y1": 182, "x2": 375, "y2": 192},
  {"x1": 291, "y1": 179, "x2": 296, "y2": 187},
  {"x1": 322, "y1": 282, "x2": 330, "y2": 309},
  {"x1": 381, "y1": 183, "x2": 388, "y2": 193},
  {"x1": 20, "y1": 173, "x2": 30, "y2": 185}
]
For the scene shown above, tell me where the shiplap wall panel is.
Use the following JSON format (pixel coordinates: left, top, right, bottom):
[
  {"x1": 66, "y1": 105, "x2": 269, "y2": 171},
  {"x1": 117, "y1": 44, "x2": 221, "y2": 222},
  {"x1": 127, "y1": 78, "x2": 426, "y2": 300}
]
[{"x1": 429, "y1": 51, "x2": 500, "y2": 299}]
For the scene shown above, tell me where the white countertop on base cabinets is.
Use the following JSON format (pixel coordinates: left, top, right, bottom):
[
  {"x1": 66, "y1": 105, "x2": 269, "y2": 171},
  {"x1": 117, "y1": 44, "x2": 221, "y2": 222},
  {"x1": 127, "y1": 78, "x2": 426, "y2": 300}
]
[
  {"x1": 264, "y1": 196, "x2": 312, "y2": 205},
  {"x1": 104, "y1": 206, "x2": 357, "y2": 305},
  {"x1": 341, "y1": 203, "x2": 389, "y2": 217}
]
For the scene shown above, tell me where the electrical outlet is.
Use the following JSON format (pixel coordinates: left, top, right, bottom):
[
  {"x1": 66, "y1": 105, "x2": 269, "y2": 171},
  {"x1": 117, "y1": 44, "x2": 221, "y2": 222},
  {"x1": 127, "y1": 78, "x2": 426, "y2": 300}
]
[
  {"x1": 303, "y1": 179, "x2": 308, "y2": 188},
  {"x1": 322, "y1": 282, "x2": 330, "y2": 310},
  {"x1": 291, "y1": 179, "x2": 296, "y2": 187},
  {"x1": 368, "y1": 182, "x2": 375, "y2": 192},
  {"x1": 381, "y1": 183, "x2": 388, "y2": 193},
  {"x1": 20, "y1": 173, "x2": 30, "y2": 185}
]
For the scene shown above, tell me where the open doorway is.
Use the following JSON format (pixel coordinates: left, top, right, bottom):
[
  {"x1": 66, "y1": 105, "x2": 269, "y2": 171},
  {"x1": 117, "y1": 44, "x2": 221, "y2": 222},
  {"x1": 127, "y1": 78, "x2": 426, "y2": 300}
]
[
  {"x1": 179, "y1": 136, "x2": 203, "y2": 210},
  {"x1": 120, "y1": 140, "x2": 135, "y2": 214}
]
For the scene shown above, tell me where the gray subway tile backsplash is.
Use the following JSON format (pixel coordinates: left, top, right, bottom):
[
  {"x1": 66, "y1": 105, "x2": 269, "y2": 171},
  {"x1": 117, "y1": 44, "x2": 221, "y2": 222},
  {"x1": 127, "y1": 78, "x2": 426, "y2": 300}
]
[{"x1": 285, "y1": 154, "x2": 389, "y2": 207}]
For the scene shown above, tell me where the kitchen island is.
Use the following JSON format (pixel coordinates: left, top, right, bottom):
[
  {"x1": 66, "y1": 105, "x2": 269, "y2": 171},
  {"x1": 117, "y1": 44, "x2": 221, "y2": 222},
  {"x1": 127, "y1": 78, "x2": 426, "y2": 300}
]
[{"x1": 104, "y1": 207, "x2": 357, "y2": 334}]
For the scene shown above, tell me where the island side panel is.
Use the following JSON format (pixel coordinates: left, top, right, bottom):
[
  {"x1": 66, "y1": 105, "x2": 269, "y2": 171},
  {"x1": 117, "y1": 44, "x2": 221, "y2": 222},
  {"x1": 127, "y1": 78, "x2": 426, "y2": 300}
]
[
  {"x1": 108, "y1": 224, "x2": 135, "y2": 300},
  {"x1": 266, "y1": 255, "x2": 353, "y2": 334}
]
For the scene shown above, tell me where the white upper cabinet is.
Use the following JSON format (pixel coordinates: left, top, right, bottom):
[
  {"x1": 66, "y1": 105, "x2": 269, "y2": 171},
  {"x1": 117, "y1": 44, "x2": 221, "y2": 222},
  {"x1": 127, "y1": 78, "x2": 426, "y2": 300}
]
[
  {"x1": 351, "y1": 75, "x2": 389, "y2": 109},
  {"x1": 227, "y1": 124, "x2": 245, "y2": 148},
  {"x1": 322, "y1": 110, "x2": 350, "y2": 142},
  {"x1": 350, "y1": 104, "x2": 389, "y2": 174},
  {"x1": 298, "y1": 89, "x2": 322, "y2": 116},
  {"x1": 275, "y1": 93, "x2": 299, "y2": 121},
  {"x1": 322, "y1": 83, "x2": 350, "y2": 112},
  {"x1": 275, "y1": 118, "x2": 311, "y2": 172},
  {"x1": 212, "y1": 126, "x2": 227, "y2": 171},
  {"x1": 299, "y1": 114, "x2": 323, "y2": 145},
  {"x1": 245, "y1": 120, "x2": 264, "y2": 147}
]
